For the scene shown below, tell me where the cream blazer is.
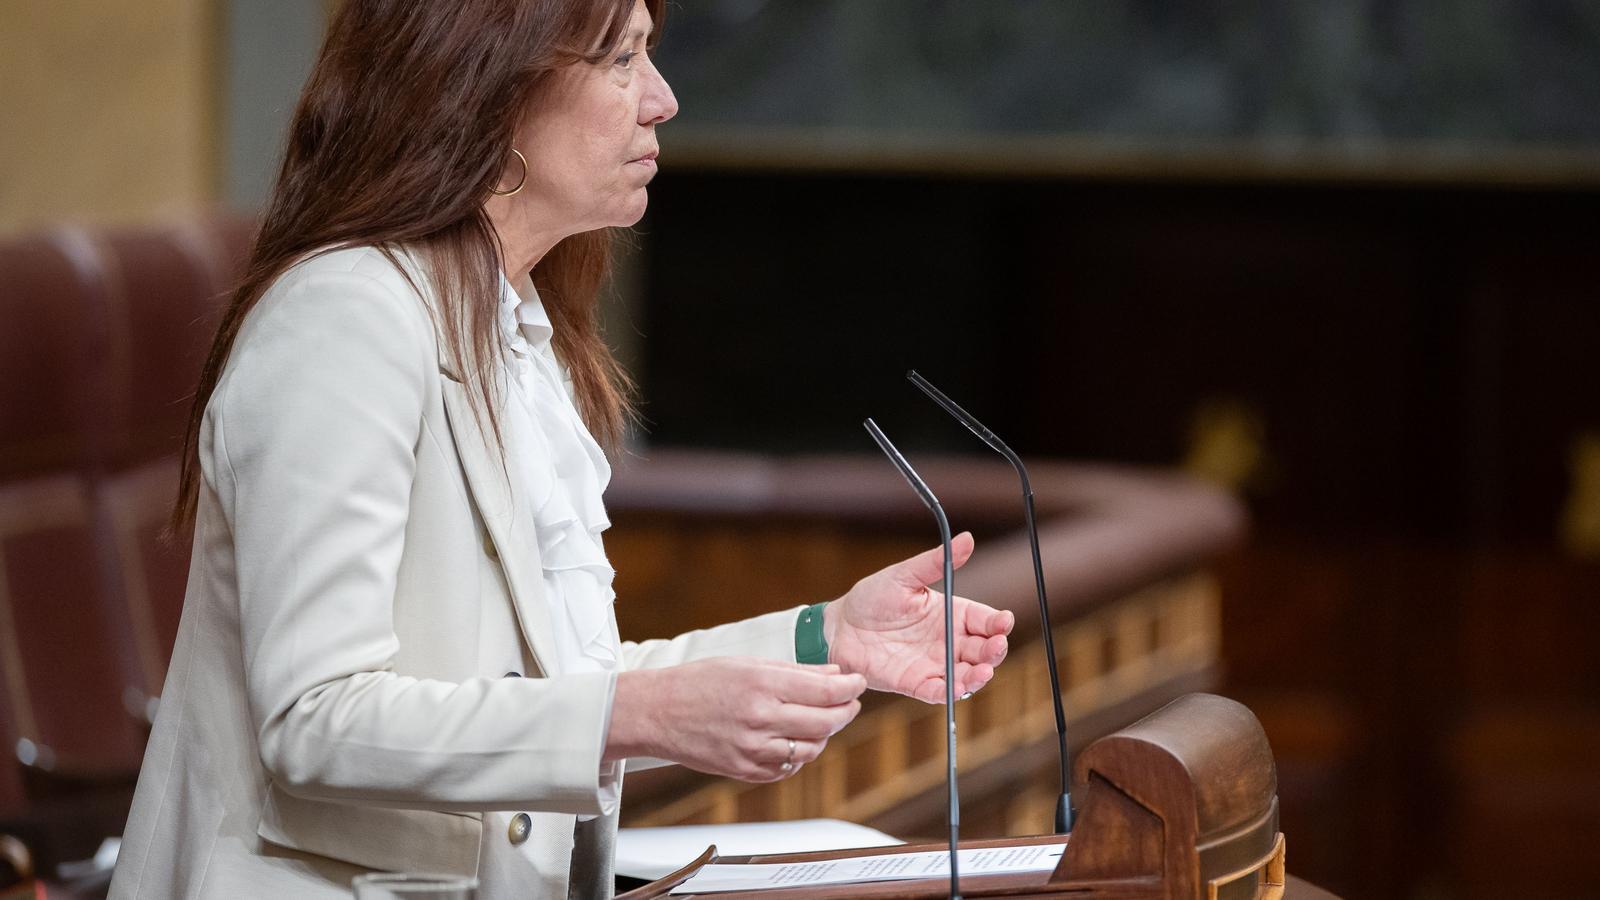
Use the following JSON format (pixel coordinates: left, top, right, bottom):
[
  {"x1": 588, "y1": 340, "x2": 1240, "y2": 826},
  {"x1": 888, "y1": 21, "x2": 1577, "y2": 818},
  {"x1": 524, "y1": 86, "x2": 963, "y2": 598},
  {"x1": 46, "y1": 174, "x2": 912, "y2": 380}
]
[{"x1": 108, "y1": 247, "x2": 802, "y2": 899}]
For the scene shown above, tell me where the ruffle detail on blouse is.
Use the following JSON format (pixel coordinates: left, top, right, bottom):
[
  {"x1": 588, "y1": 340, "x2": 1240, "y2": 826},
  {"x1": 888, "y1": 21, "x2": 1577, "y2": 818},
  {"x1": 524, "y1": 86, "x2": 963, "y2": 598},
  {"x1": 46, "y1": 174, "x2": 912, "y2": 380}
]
[{"x1": 495, "y1": 277, "x2": 618, "y2": 676}]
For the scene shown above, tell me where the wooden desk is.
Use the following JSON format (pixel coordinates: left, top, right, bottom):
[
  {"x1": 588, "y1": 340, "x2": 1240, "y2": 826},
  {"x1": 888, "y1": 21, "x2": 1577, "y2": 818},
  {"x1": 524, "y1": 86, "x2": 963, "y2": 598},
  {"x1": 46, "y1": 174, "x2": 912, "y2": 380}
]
[
  {"x1": 623, "y1": 693, "x2": 1334, "y2": 899},
  {"x1": 625, "y1": 834, "x2": 1340, "y2": 899}
]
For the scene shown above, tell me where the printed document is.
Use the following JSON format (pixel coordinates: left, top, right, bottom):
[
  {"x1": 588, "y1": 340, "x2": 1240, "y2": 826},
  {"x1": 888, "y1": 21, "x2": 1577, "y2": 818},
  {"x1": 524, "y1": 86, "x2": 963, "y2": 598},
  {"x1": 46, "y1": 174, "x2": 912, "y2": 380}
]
[
  {"x1": 616, "y1": 819, "x2": 901, "y2": 880},
  {"x1": 671, "y1": 840, "x2": 1067, "y2": 894}
]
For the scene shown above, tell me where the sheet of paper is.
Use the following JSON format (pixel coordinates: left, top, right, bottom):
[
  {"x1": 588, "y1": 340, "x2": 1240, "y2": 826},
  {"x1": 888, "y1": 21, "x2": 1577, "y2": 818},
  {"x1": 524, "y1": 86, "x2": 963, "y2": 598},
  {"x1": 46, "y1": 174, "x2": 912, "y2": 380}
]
[
  {"x1": 670, "y1": 840, "x2": 1067, "y2": 894},
  {"x1": 616, "y1": 819, "x2": 903, "y2": 880}
]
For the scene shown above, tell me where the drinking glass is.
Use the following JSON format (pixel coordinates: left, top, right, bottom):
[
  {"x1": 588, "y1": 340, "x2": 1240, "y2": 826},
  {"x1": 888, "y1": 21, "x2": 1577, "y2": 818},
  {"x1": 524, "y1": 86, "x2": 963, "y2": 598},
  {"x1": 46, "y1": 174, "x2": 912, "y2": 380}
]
[{"x1": 351, "y1": 873, "x2": 478, "y2": 899}]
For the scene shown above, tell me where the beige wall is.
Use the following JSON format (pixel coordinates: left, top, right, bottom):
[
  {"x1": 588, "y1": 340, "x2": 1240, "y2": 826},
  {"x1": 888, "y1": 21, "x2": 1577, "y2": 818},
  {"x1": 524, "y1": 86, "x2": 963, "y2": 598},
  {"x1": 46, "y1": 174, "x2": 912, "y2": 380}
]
[{"x1": 0, "y1": 0, "x2": 217, "y2": 235}]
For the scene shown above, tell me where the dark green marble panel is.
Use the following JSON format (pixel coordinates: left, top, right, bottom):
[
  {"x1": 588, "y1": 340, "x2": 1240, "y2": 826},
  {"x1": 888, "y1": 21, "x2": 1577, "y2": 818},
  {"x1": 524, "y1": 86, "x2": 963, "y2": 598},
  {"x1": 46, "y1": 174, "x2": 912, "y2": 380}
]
[{"x1": 654, "y1": 1, "x2": 1600, "y2": 147}]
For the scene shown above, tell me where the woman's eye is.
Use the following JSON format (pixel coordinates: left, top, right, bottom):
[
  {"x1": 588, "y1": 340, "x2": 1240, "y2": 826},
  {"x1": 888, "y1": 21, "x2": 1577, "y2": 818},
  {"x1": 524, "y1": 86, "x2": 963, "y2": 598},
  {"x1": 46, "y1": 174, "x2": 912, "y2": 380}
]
[{"x1": 615, "y1": 50, "x2": 637, "y2": 69}]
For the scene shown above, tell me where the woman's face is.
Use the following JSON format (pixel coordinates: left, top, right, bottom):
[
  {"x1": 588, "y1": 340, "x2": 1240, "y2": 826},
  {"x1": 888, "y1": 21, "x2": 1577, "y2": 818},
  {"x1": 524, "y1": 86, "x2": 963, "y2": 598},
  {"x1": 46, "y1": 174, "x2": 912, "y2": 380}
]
[{"x1": 509, "y1": 0, "x2": 677, "y2": 234}]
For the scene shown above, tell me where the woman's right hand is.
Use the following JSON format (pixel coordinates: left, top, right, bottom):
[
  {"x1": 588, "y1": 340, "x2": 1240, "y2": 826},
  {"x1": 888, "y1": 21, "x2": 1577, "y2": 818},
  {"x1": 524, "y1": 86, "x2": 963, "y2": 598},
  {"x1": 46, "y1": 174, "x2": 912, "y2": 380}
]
[{"x1": 606, "y1": 658, "x2": 866, "y2": 782}]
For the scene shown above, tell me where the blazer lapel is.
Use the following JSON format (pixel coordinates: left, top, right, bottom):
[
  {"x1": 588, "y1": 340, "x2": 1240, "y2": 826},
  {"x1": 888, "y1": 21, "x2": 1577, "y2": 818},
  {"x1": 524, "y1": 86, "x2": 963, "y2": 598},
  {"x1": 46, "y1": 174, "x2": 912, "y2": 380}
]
[{"x1": 438, "y1": 372, "x2": 561, "y2": 676}]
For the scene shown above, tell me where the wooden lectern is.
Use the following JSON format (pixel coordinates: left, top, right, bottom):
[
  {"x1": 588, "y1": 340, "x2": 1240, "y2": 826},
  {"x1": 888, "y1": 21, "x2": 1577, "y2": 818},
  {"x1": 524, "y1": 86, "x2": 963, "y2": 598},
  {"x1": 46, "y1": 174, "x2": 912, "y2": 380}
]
[{"x1": 621, "y1": 694, "x2": 1305, "y2": 899}]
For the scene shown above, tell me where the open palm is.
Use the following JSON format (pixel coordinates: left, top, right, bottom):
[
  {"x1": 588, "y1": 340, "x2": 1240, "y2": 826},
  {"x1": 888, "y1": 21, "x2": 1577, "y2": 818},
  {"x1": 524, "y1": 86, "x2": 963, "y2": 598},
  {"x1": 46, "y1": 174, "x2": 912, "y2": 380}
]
[{"x1": 825, "y1": 532, "x2": 1014, "y2": 703}]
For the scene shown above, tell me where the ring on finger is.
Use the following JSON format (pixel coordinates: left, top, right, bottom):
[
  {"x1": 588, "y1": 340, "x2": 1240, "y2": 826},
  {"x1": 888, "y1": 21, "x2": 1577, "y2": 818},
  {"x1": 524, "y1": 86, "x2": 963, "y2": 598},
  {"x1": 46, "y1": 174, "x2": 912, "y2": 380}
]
[{"x1": 781, "y1": 738, "x2": 796, "y2": 772}]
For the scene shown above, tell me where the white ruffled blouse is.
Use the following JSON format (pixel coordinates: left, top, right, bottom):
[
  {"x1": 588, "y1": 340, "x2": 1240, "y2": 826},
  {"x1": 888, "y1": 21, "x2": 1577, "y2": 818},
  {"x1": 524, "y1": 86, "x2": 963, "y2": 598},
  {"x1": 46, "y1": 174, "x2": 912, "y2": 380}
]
[
  {"x1": 495, "y1": 272, "x2": 621, "y2": 818},
  {"x1": 496, "y1": 272, "x2": 619, "y2": 675}
]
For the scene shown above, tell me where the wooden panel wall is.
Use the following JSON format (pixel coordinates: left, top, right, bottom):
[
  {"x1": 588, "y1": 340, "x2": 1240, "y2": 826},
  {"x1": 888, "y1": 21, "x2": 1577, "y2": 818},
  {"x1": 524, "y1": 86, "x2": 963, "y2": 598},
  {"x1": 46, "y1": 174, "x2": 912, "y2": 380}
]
[
  {"x1": 0, "y1": 1, "x2": 217, "y2": 235},
  {"x1": 608, "y1": 512, "x2": 1225, "y2": 842},
  {"x1": 609, "y1": 517, "x2": 924, "y2": 641}
]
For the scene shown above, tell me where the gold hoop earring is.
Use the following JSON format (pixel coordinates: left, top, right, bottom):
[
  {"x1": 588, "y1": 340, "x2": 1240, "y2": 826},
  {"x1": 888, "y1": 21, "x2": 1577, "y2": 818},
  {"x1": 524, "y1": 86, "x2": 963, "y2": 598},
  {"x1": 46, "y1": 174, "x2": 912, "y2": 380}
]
[{"x1": 491, "y1": 148, "x2": 527, "y2": 197}]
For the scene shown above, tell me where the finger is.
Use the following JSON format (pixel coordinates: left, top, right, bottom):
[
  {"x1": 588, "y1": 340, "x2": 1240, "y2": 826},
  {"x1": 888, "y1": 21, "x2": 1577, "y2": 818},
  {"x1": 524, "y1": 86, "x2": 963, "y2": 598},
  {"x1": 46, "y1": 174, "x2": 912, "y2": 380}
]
[
  {"x1": 958, "y1": 632, "x2": 1008, "y2": 666},
  {"x1": 911, "y1": 676, "x2": 947, "y2": 704},
  {"x1": 955, "y1": 662, "x2": 996, "y2": 696},
  {"x1": 775, "y1": 668, "x2": 867, "y2": 707},
  {"x1": 749, "y1": 738, "x2": 827, "y2": 782},
  {"x1": 792, "y1": 737, "x2": 826, "y2": 766},
  {"x1": 909, "y1": 660, "x2": 996, "y2": 703},
  {"x1": 758, "y1": 735, "x2": 827, "y2": 766},
  {"x1": 774, "y1": 698, "x2": 861, "y2": 740},
  {"x1": 960, "y1": 602, "x2": 1014, "y2": 638},
  {"x1": 890, "y1": 531, "x2": 976, "y2": 590}
]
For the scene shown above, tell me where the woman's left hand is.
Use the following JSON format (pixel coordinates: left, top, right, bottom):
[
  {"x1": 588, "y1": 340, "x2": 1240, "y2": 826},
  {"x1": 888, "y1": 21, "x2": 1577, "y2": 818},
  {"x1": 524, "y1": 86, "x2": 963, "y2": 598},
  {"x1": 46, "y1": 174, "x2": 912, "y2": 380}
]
[{"x1": 824, "y1": 532, "x2": 1014, "y2": 703}]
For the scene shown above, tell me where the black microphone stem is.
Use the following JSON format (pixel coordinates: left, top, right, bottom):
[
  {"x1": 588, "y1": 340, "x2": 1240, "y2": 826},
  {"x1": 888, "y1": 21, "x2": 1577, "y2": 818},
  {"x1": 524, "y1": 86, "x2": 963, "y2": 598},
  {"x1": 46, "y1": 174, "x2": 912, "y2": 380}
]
[
  {"x1": 863, "y1": 418, "x2": 962, "y2": 900},
  {"x1": 907, "y1": 370, "x2": 1074, "y2": 833},
  {"x1": 1022, "y1": 486, "x2": 1074, "y2": 833}
]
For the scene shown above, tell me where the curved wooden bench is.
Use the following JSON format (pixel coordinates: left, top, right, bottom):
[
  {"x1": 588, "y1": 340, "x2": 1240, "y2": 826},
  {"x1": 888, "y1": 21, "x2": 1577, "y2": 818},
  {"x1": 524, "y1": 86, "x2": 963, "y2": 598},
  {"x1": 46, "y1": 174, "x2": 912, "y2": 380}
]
[{"x1": 606, "y1": 450, "x2": 1247, "y2": 837}]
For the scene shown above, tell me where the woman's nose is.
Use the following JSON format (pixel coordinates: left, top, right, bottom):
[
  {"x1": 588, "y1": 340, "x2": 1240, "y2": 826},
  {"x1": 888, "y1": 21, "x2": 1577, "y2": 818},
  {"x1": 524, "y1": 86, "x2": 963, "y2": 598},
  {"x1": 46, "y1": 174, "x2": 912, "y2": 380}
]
[{"x1": 640, "y1": 65, "x2": 678, "y2": 126}]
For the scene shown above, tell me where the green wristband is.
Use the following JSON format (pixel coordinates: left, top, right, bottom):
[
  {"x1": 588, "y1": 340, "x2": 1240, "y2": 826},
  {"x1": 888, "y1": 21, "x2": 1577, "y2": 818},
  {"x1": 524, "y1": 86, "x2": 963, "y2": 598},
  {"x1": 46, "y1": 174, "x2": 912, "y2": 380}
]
[{"x1": 795, "y1": 602, "x2": 830, "y2": 665}]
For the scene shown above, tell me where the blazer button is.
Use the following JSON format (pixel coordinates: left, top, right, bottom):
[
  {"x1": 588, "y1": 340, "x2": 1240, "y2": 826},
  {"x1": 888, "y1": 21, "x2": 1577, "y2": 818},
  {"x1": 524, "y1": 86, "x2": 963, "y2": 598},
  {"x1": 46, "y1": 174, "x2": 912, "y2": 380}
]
[
  {"x1": 504, "y1": 671, "x2": 522, "y2": 678},
  {"x1": 482, "y1": 530, "x2": 499, "y2": 560},
  {"x1": 508, "y1": 812, "x2": 532, "y2": 846}
]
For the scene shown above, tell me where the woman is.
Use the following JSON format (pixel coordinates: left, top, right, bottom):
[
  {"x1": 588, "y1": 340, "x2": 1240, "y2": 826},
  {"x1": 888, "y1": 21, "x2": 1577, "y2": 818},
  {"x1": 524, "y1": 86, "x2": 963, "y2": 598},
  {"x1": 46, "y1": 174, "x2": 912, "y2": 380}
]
[{"x1": 109, "y1": 1, "x2": 1013, "y2": 897}]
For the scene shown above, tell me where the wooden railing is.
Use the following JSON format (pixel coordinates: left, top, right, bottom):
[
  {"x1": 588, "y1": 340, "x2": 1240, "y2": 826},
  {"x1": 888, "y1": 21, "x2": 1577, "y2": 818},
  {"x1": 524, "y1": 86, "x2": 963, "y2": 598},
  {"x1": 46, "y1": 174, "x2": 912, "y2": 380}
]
[{"x1": 624, "y1": 572, "x2": 1221, "y2": 831}]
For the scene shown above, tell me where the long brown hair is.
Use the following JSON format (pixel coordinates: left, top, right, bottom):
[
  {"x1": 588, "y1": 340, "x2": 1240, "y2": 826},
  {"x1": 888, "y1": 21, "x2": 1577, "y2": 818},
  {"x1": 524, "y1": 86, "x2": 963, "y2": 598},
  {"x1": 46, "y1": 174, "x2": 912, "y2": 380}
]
[{"x1": 173, "y1": 0, "x2": 661, "y2": 530}]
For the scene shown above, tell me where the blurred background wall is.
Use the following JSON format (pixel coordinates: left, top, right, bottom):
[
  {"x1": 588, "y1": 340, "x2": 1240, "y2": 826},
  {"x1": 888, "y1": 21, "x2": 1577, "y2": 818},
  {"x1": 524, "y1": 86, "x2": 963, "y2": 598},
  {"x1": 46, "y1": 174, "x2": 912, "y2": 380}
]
[
  {"x1": 0, "y1": 0, "x2": 216, "y2": 234},
  {"x1": 0, "y1": 0, "x2": 327, "y2": 234},
  {"x1": 3, "y1": 2, "x2": 1599, "y2": 898}
]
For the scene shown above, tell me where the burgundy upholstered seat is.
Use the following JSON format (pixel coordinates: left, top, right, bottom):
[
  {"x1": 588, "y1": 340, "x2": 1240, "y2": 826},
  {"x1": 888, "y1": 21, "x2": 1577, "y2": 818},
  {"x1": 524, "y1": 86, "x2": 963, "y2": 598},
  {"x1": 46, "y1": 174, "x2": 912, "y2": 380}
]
[{"x1": 0, "y1": 218, "x2": 254, "y2": 865}]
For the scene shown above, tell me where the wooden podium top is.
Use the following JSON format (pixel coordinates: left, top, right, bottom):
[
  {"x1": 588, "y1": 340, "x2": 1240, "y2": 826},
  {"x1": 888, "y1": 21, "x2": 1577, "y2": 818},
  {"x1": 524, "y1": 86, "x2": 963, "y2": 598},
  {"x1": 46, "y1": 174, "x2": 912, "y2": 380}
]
[
  {"x1": 622, "y1": 694, "x2": 1335, "y2": 899},
  {"x1": 622, "y1": 833, "x2": 1339, "y2": 898}
]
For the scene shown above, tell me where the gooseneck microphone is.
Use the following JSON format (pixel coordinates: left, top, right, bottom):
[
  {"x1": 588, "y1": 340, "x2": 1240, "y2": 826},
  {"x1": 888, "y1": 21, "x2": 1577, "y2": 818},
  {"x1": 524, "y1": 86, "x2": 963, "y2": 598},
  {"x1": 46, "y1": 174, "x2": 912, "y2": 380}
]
[
  {"x1": 907, "y1": 370, "x2": 1075, "y2": 834},
  {"x1": 863, "y1": 418, "x2": 962, "y2": 900}
]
